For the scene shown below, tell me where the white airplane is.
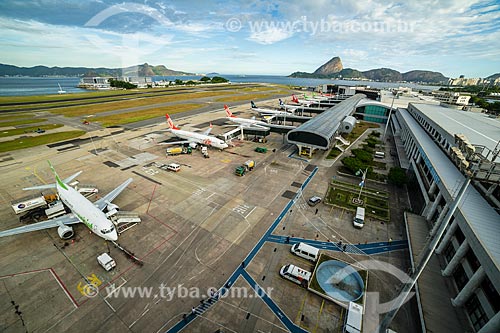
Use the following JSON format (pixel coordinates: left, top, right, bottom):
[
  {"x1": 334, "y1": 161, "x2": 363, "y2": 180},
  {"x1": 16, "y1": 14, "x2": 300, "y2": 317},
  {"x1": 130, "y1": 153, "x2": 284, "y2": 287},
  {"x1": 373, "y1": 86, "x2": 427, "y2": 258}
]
[
  {"x1": 164, "y1": 114, "x2": 229, "y2": 150},
  {"x1": 250, "y1": 101, "x2": 294, "y2": 116},
  {"x1": 57, "y1": 83, "x2": 66, "y2": 94},
  {"x1": 0, "y1": 161, "x2": 133, "y2": 241},
  {"x1": 279, "y1": 98, "x2": 301, "y2": 112},
  {"x1": 225, "y1": 105, "x2": 270, "y2": 130}
]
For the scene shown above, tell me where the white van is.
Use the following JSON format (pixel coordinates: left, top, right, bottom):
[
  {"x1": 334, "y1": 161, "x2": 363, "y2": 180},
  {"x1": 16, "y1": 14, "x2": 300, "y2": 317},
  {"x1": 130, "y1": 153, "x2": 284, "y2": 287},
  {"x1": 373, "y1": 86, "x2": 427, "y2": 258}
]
[
  {"x1": 374, "y1": 151, "x2": 385, "y2": 159},
  {"x1": 97, "y1": 253, "x2": 116, "y2": 271},
  {"x1": 344, "y1": 301, "x2": 363, "y2": 333},
  {"x1": 279, "y1": 264, "x2": 311, "y2": 287},
  {"x1": 353, "y1": 207, "x2": 365, "y2": 228},
  {"x1": 290, "y1": 242, "x2": 320, "y2": 262},
  {"x1": 167, "y1": 163, "x2": 181, "y2": 172}
]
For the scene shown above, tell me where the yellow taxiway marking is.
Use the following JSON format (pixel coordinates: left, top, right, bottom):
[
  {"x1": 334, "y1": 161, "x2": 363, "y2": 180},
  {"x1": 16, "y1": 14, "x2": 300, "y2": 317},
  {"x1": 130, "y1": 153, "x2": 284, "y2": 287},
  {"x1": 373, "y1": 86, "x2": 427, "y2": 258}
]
[
  {"x1": 33, "y1": 165, "x2": 47, "y2": 184},
  {"x1": 313, "y1": 299, "x2": 325, "y2": 333},
  {"x1": 295, "y1": 291, "x2": 308, "y2": 323}
]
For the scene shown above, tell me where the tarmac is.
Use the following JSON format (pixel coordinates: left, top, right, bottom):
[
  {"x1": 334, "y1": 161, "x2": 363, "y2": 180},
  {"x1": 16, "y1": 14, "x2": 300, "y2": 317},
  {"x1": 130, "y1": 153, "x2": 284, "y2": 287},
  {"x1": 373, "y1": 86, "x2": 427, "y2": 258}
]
[{"x1": 0, "y1": 101, "x2": 419, "y2": 333}]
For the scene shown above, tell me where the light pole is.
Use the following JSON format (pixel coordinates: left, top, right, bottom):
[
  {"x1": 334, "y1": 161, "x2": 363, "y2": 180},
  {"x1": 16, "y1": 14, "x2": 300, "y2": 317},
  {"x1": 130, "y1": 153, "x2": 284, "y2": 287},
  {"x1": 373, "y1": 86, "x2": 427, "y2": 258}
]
[
  {"x1": 356, "y1": 168, "x2": 368, "y2": 202},
  {"x1": 382, "y1": 90, "x2": 397, "y2": 142}
]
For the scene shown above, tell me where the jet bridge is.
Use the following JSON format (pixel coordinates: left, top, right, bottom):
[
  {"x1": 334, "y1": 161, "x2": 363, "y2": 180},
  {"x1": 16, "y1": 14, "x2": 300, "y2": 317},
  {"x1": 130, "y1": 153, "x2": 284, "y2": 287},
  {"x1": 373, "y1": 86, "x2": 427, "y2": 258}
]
[{"x1": 219, "y1": 127, "x2": 270, "y2": 142}]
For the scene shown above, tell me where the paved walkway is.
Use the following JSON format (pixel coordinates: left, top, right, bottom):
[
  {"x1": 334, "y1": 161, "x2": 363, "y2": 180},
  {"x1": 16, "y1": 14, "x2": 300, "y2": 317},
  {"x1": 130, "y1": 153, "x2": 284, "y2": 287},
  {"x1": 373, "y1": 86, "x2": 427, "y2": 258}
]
[{"x1": 266, "y1": 235, "x2": 408, "y2": 255}]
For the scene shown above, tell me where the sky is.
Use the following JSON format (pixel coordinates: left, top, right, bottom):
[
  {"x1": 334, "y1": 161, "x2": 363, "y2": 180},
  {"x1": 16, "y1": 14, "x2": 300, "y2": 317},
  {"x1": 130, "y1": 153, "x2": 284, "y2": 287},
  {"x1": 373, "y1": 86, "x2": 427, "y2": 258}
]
[{"x1": 0, "y1": 0, "x2": 499, "y2": 77}]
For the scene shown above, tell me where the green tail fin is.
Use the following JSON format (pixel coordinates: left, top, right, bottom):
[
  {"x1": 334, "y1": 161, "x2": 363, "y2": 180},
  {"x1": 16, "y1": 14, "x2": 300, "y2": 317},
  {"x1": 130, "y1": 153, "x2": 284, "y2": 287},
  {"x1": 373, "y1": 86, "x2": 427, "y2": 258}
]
[{"x1": 48, "y1": 160, "x2": 68, "y2": 190}]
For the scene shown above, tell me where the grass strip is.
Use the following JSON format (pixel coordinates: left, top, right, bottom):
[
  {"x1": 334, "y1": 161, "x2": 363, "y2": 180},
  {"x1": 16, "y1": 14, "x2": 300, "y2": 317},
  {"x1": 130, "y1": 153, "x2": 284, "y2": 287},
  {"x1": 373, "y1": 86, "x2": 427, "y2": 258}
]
[
  {"x1": 0, "y1": 130, "x2": 85, "y2": 152},
  {"x1": 0, "y1": 124, "x2": 63, "y2": 138},
  {"x1": 93, "y1": 103, "x2": 204, "y2": 127}
]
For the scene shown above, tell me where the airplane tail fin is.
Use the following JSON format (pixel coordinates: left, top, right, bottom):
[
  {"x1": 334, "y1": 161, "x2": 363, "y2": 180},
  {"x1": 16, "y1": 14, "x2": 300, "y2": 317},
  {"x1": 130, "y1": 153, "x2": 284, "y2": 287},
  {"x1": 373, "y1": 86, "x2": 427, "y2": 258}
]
[
  {"x1": 224, "y1": 105, "x2": 235, "y2": 118},
  {"x1": 279, "y1": 98, "x2": 284, "y2": 106},
  {"x1": 251, "y1": 101, "x2": 257, "y2": 109},
  {"x1": 165, "y1": 114, "x2": 180, "y2": 130},
  {"x1": 48, "y1": 160, "x2": 68, "y2": 190},
  {"x1": 292, "y1": 94, "x2": 299, "y2": 103}
]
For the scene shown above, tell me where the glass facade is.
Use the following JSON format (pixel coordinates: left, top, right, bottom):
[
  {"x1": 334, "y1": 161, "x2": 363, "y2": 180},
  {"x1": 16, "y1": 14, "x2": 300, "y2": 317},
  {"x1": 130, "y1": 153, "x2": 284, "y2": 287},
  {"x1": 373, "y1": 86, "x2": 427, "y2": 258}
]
[{"x1": 356, "y1": 105, "x2": 390, "y2": 123}]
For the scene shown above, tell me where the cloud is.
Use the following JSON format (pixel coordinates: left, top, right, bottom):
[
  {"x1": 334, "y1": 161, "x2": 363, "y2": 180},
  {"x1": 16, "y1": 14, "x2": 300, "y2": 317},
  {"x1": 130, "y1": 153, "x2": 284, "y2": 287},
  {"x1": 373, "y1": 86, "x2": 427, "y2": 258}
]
[{"x1": 247, "y1": 26, "x2": 294, "y2": 44}]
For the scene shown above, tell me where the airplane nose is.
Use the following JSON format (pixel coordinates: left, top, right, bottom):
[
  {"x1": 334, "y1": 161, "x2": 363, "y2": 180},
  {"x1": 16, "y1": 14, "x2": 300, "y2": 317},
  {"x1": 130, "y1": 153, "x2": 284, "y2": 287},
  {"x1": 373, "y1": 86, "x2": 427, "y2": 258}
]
[{"x1": 108, "y1": 232, "x2": 118, "y2": 241}]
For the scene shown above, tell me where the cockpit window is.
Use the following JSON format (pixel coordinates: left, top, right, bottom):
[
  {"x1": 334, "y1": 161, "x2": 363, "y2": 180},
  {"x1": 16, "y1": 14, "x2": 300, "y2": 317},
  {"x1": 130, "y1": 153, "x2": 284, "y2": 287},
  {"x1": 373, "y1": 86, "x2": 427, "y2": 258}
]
[{"x1": 101, "y1": 226, "x2": 115, "y2": 234}]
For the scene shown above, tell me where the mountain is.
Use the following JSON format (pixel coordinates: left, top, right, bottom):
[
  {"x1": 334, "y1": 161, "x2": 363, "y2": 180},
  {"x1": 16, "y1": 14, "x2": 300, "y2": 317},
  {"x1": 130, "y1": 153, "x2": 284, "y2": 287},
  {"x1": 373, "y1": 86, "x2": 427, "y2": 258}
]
[
  {"x1": 0, "y1": 63, "x2": 194, "y2": 77},
  {"x1": 313, "y1": 56, "x2": 343, "y2": 76},
  {"x1": 363, "y1": 68, "x2": 403, "y2": 82},
  {"x1": 335, "y1": 68, "x2": 366, "y2": 79},
  {"x1": 402, "y1": 70, "x2": 448, "y2": 83},
  {"x1": 289, "y1": 56, "x2": 449, "y2": 83}
]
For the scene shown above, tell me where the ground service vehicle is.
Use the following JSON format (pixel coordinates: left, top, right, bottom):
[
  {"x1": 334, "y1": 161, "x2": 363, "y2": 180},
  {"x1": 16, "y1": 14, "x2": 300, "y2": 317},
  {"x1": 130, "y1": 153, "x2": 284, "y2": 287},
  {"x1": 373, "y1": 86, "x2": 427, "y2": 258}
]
[
  {"x1": 166, "y1": 147, "x2": 192, "y2": 156},
  {"x1": 235, "y1": 160, "x2": 255, "y2": 176},
  {"x1": 201, "y1": 146, "x2": 209, "y2": 158},
  {"x1": 290, "y1": 242, "x2": 320, "y2": 262},
  {"x1": 353, "y1": 207, "x2": 365, "y2": 228},
  {"x1": 344, "y1": 302, "x2": 363, "y2": 333},
  {"x1": 279, "y1": 264, "x2": 311, "y2": 287},
  {"x1": 97, "y1": 253, "x2": 116, "y2": 271},
  {"x1": 167, "y1": 163, "x2": 181, "y2": 172}
]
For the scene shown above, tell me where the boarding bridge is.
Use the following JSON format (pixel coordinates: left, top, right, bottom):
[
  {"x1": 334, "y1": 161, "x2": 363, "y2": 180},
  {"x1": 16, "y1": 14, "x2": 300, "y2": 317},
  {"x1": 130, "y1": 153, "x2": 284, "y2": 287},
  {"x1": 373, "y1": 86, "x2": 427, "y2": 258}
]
[
  {"x1": 272, "y1": 115, "x2": 311, "y2": 124},
  {"x1": 219, "y1": 127, "x2": 270, "y2": 142}
]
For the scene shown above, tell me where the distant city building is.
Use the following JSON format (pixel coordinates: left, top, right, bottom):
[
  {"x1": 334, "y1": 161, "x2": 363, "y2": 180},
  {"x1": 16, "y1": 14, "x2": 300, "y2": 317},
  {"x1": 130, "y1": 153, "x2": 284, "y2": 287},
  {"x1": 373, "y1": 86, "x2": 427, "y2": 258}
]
[
  {"x1": 432, "y1": 91, "x2": 471, "y2": 105},
  {"x1": 447, "y1": 77, "x2": 496, "y2": 86},
  {"x1": 118, "y1": 76, "x2": 152, "y2": 88},
  {"x1": 78, "y1": 76, "x2": 153, "y2": 90},
  {"x1": 78, "y1": 77, "x2": 112, "y2": 90}
]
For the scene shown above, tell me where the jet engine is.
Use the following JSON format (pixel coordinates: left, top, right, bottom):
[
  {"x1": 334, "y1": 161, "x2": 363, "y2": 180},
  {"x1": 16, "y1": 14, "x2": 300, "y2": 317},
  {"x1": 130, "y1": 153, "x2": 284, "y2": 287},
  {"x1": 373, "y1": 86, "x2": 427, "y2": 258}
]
[
  {"x1": 106, "y1": 203, "x2": 119, "y2": 212},
  {"x1": 105, "y1": 203, "x2": 119, "y2": 217},
  {"x1": 189, "y1": 142, "x2": 198, "y2": 149},
  {"x1": 57, "y1": 225, "x2": 74, "y2": 239}
]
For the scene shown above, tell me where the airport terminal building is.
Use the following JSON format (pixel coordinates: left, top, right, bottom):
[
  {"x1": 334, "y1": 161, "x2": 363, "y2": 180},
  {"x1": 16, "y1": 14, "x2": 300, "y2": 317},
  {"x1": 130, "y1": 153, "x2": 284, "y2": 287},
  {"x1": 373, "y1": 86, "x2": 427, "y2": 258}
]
[{"x1": 389, "y1": 103, "x2": 500, "y2": 333}]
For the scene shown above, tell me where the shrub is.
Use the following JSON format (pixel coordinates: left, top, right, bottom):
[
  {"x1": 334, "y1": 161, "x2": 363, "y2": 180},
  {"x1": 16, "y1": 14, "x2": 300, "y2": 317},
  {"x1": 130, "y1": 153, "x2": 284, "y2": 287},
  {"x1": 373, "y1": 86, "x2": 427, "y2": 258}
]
[
  {"x1": 211, "y1": 76, "x2": 229, "y2": 83},
  {"x1": 352, "y1": 149, "x2": 373, "y2": 164},
  {"x1": 388, "y1": 167, "x2": 407, "y2": 186}
]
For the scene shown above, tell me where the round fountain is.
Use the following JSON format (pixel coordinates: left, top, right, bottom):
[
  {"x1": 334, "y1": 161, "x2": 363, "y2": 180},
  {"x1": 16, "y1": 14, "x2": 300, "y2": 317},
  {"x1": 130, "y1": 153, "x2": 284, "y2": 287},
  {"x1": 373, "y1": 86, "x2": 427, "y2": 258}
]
[{"x1": 315, "y1": 260, "x2": 364, "y2": 303}]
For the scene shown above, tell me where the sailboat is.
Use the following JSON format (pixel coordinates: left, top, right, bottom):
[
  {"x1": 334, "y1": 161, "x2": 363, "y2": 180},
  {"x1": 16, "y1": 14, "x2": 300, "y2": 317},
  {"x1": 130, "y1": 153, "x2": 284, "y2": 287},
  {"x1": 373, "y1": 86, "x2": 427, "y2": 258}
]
[{"x1": 58, "y1": 83, "x2": 66, "y2": 94}]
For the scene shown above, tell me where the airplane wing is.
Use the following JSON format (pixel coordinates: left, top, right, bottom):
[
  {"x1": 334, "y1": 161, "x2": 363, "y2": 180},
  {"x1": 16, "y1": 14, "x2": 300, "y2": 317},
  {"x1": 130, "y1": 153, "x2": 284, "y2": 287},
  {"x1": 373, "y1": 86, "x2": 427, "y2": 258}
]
[
  {"x1": 22, "y1": 170, "x2": 83, "y2": 190},
  {"x1": 94, "y1": 178, "x2": 133, "y2": 210},
  {"x1": 63, "y1": 171, "x2": 82, "y2": 184},
  {"x1": 0, "y1": 214, "x2": 80, "y2": 238}
]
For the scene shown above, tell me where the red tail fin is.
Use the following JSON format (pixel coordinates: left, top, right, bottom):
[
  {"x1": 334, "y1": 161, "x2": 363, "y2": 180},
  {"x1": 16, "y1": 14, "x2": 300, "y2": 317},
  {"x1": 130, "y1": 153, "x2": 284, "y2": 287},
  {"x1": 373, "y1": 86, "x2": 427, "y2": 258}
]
[
  {"x1": 292, "y1": 94, "x2": 299, "y2": 103},
  {"x1": 165, "y1": 114, "x2": 179, "y2": 130},
  {"x1": 224, "y1": 105, "x2": 235, "y2": 118}
]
